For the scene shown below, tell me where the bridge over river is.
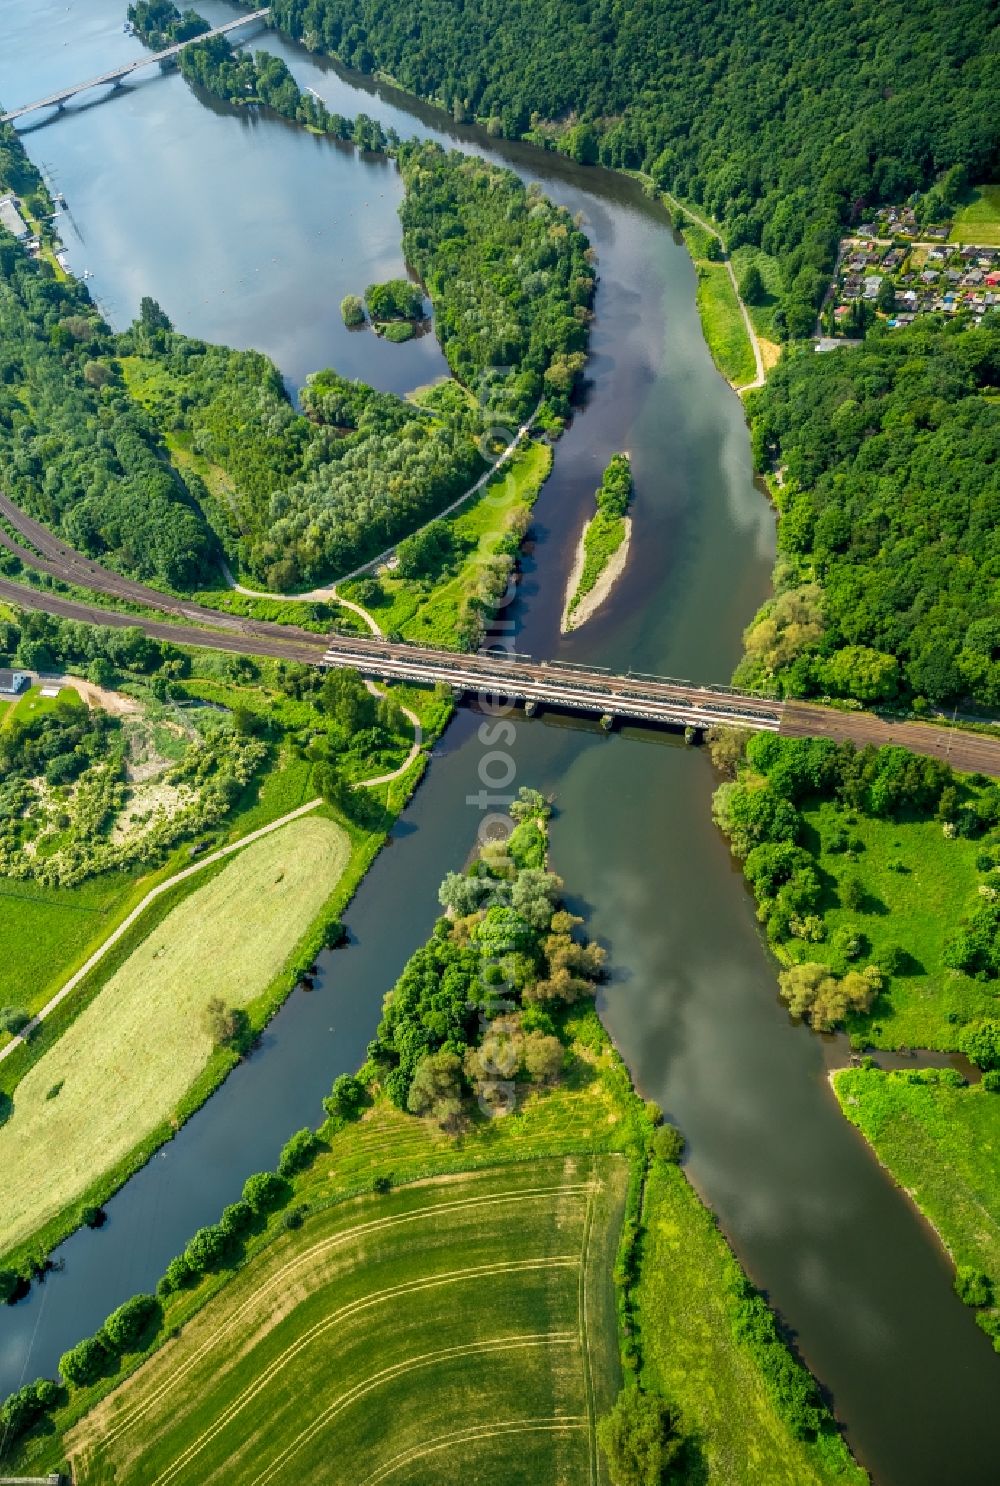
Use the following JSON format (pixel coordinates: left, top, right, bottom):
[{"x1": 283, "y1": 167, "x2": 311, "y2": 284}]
[
  {"x1": 0, "y1": 9, "x2": 270, "y2": 123},
  {"x1": 0, "y1": 487, "x2": 996, "y2": 770}
]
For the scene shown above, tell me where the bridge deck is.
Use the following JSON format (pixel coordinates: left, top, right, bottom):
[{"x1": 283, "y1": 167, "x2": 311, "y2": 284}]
[{"x1": 1, "y1": 9, "x2": 269, "y2": 123}]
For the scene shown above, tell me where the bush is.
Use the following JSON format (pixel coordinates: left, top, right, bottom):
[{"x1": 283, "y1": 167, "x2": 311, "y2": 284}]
[
  {"x1": 219, "y1": 1199, "x2": 255, "y2": 1237},
  {"x1": 242, "y1": 1170, "x2": 289, "y2": 1214},
  {"x1": 981, "y1": 1070, "x2": 1000, "y2": 1092},
  {"x1": 596, "y1": 1386, "x2": 681, "y2": 1485},
  {"x1": 323, "y1": 1073, "x2": 366, "y2": 1120},
  {"x1": 340, "y1": 293, "x2": 365, "y2": 327},
  {"x1": 59, "y1": 1333, "x2": 110, "y2": 1387},
  {"x1": 0, "y1": 1377, "x2": 60, "y2": 1446},
  {"x1": 277, "y1": 1127, "x2": 320, "y2": 1177},
  {"x1": 955, "y1": 1266, "x2": 994, "y2": 1308},
  {"x1": 103, "y1": 1293, "x2": 160, "y2": 1353},
  {"x1": 960, "y1": 1020, "x2": 1000, "y2": 1070},
  {"x1": 651, "y1": 1124, "x2": 686, "y2": 1164},
  {"x1": 0, "y1": 1005, "x2": 29, "y2": 1035},
  {"x1": 182, "y1": 1223, "x2": 229, "y2": 1275},
  {"x1": 730, "y1": 1281, "x2": 825, "y2": 1438}
]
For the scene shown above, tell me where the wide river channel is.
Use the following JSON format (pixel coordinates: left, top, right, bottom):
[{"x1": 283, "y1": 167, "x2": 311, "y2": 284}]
[{"x1": 2, "y1": 6, "x2": 999, "y2": 1481}]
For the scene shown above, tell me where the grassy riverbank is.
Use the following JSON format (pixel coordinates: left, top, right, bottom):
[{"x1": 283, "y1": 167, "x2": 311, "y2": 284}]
[
  {"x1": 639, "y1": 1160, "x2": 866, "y2": 1485},
  {"x1": 712, "y1": 730, "x2": 1000, "y2": 1051},
  {"x1": 833, "y1": 1065, "x2": 1000, "y2": 1345},
  {"x1": 563, "y1": 453, "x2": 632, "y2": 631},
  {"x1": 341, "y1": 439, "x2": 552, "y2": 649},
  {"x1": 5, "y1": 812, "x2": 865, "y2": 1484}
]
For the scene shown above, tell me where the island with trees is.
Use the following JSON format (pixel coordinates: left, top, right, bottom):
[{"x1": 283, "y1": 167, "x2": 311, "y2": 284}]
[
  {"x1": 2, "y1": 791, "x2": 864, "y2": 1486},
  {"x1": 562, "y1": 452, "x2": 632, "y2": 631},
  {"x1": 0, "y1": 127, "x2": 588, "y2": 594}
]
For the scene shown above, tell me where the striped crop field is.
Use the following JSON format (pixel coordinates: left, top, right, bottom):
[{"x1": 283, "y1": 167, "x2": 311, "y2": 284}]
[{"x1": 66, "y1": 1155, "x2": 628, "y2": 1486}]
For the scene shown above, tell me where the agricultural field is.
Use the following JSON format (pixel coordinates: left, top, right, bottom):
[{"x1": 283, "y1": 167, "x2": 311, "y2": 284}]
[
  {"x1": 638, "y1": 1160, "x2": 866, "y2": 1486},
  {"x1": 834, "y1": 1066, "x2": 1000, "y2": 1300},
  {"x1": 949, "y1": 185, "x2": 1000, "y2": 244},
  {"x1": 340, "y1": 440, "x2": 552, "y2": 650},
  {"x1": 0, "y1": 816, "x2": 349, "y2": 1263},
  {"x1": 67, "y1": 1156, "x2": 626, "y2": 1486},
  {"x1": 0, "y1": 869, "x2": 144, "y2": 1023}
]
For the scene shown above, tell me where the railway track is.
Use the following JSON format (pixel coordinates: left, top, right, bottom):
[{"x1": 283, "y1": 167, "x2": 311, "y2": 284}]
[{"x1": 3, "y1": 494, "x2": 1000, "y2": 775}]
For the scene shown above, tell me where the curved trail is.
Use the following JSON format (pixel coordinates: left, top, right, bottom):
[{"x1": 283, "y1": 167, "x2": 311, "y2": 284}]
[
  {"x1": 660, "y1": 191, "x2": 766, "y2": 392},
  {"x1": 0, "y1": 693, "x2": 422, "y2": 1066},
  {"x1": 223, "y1": 403, "x2": 542, "y2": 603}
]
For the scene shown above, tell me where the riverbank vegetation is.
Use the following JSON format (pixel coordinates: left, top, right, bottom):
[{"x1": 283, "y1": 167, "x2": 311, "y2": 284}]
[
  {"x1": 563, "y1": 452, "x2": 632, "y2": 631},
  {"x1": 2, "y1": 794, "x2": 863, "y2": 1484},
  {"x1": 740, "y1": 321, "x2": 1000, "y2": 708},
  {"x1": 0, "y1": 815, "x2": 349, "y2": 1266},
  {"x1": 638, "y1": 1158, "x2": 867, "y2": 1484},
  {"x1": 268, "y1": 0, "x2": 997, "y2": 339},
  {"x1": 2, "y1": 114, "x2": 589, "y2": 592},
  {"x1": 340, "y1": 438, "x2": 552, "y2": 649},
  {"x1": 833, "y1": 1065, "x2": 1000, "y2": 1350},
  {"x1": 711, "y1": 729, "x2": 1000, "y2": 1050},
  {"x1": 397, "y1": 141, "x2": 594, "y2": 428}
]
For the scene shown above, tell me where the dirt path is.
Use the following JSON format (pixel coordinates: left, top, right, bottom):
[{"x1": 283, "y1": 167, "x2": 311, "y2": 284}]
[
  {"x1": 661, "y1": 191, "x2": 766, "y2": 393},
  {"x1": 223, "y1": 403, "x2": 542, "y2": 607},
  {"x1": 0, "y1": 698, "x2": 423, "y2": 1066}
]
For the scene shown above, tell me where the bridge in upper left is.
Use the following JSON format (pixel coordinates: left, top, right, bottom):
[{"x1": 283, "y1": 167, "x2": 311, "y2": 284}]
[{"x1": 0, "y1": 9, "x2": 270, "y2": 125}]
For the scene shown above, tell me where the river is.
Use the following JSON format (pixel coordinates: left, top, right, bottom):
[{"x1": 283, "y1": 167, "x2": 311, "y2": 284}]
[{"x1": 1, "y1": 7, "x2": 998, "y2": 1482}]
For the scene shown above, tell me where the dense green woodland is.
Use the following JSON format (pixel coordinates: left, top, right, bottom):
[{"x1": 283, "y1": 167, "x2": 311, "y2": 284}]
[
  {"x1": 0, "y1": 123, "x2": 588, "y2": 589},
  {"x1": 270, "y1": 0, "x2": 998, "y2": 332},
  {"x1": 0, "y1": 232, "x2": 216, "y2": 587},
  {"x1": 742, "y1": 320, "x2": 1000, "y2": 707},
  {"x1": 398, "y1": 142, "x2": 594, "y2": 423}
]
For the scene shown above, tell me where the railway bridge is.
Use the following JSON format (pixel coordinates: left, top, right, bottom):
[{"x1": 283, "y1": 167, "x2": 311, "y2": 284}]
[
  {"x1": 0, "y1": 9, "x2": 270, "y2": 124},
  {"x1": 1, "y1": 485, "x2": 999, "y2": 774}
]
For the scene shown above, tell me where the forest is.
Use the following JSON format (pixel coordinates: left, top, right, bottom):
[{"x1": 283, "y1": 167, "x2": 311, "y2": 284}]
[
  {"x1": 269, "y1": 0, "x2": 999, "y2": 335},
  {"x1": 740, "y1": 320, "x2": 1000, "y2": 707},
  {"x1": 0, "y1": 122, "x2": 590, "y2": 590},
  {"x1": 397, "y1": 141, "x2": 594, "y2": 424},
  {"x1": 0, "y1": 237, "x2": 217, "y2": 588}
]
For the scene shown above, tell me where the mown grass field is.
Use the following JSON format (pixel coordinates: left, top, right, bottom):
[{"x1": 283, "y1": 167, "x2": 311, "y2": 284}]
[
  {"x1": 67, "y1": 1156, "x2": 626, "y2": 1486},
  {"x1": 834, "y1": 1067, "x2": 1000, "y2": 1287},
  {"x1": 787, "y1": 803, "x2": 986, "y2": 1049},
  {"x1": 341, "y1": 440, "x2": 552, "y2": 649},
  {"x1": 949, "y1": 185, "x2": 1000, "y2": 244},
  {"x1": 3, "y1": 682, "x2": 84, "y2": 729},
  {"x1": 694, "y1": 261, "x2": 756, "y2": 388},
  {"x1": 730, "y1": 244, "x2": 784, "y2": 349},
  {"x1": 0, "y1": 816, "x2": 349, "y2": 1260},
  {"x1": 638, "y1": 1160, "x2": 865, "y2": 1486},
  {"x1": 9, "y1": 1008, "x2": 865, "y2": 1483}
]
